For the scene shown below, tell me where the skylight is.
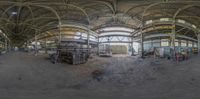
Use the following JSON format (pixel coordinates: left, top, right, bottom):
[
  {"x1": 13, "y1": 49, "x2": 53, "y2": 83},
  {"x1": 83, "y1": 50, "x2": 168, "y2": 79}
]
[
  {"x1": 99, "y1": 27, "x2": 134, "y2": 32},
  {"x1": 99, "y1": 32, "x2": 130, "y2": 36},
  {"x1": 11, "y1": 12, "x2": 17, "y2": 15}
]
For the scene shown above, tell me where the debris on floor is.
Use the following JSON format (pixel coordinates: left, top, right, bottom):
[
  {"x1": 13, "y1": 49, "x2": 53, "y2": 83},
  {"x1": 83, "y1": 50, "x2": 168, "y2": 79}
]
[
  {"x1": 0, "y1": 52, "x2": 200, "y2": 99},
  {"x1": 91, "y1": 70, "x2": 104, "y2": 82}
]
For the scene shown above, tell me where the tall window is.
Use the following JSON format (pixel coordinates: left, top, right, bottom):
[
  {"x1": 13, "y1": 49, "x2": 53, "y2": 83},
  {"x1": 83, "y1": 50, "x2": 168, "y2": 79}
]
[
  {"x1": 181, "y1": 40, "x2": 187, "y2": 47},
  {"x1": 188, "y1": 41, "x2": 193, "y2": 47},
  {"x1": 145, "y1": 20, "x2": 153, "y2": 25},
  {"x1": 161, "y1": 39, "x2": 169, "y2": 46}
]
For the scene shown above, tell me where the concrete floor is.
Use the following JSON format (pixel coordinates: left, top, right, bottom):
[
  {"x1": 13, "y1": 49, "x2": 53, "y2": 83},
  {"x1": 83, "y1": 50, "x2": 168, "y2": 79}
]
[{"x1": 0, "y1": 52, "x2": 200, "y2": 99}]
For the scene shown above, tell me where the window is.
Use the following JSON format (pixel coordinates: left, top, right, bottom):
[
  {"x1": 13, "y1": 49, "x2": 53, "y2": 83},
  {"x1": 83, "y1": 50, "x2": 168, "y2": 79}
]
[
  {"x1": 152, "y1": 40, "x2": 161, "y2": 47},
  {"x1": 175, "y1": 39, "x2": 179, "y2": 46},
  {"x1": 31, "y1": 42, "x2": 40, "y2": 45},
  {"x1": 181, "y1": 40, "x2": 187, "y2": 47},
  {"x1": 11, "y1": 12, "x2": 17, "y2": 15},
  {"x1": 90, "y1": 35, "x2": 97, "y2": 41},
  {"x1": 188, "y1": 41, "x2": 193, "y2": 47},
  {"x1": 160, "y1": 18, "x2": 170, "y2": 22},
  {"x1": 192, "y1": 25, "x2": 197, "y2": 29},
  {"x1": 98, "y1": 27, "x2": 132, "y2": 44},
  {"x1": 194, "y1": 43, "x2": 198, "y2": 47},
  {"x1": 46, "y1": 41, "x2": 55, "y2": 43},
  {"x1": 145, "y1": 20, "x2": 153, "y2": 25},
  {"x1": 144, "y1": 42, "x2": 152, "y2": 51},
  {"x1": 177, "y1": 19, "x2": 186, "y2": 24},
  {"x1": 99, "y1": 37, "x2": 108, "y2": 42},
  {"x1": 161, "y1": 39, "x2": 169, "y2": 46}
]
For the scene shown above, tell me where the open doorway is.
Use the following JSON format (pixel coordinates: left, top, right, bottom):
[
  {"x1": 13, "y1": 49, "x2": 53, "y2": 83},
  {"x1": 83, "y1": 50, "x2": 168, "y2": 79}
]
[{"x1": 97, "y1": 26, "x2": 139, "y2": 56}]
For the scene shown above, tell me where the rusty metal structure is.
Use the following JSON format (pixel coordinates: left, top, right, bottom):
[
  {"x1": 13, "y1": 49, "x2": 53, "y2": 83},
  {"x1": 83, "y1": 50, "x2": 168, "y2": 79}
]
[
  {"x1": 50, "y1": 39, "x2": 90, "y2": 65},
  {"x1": 0, "y1": 0, "x2": 200, "y2": 59}
]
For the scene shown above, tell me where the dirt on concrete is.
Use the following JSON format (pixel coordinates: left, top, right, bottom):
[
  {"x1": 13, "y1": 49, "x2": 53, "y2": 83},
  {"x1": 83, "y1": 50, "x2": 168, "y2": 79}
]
[{"x1": 0, "y1": 52, "x2": 200, "y2": 99}]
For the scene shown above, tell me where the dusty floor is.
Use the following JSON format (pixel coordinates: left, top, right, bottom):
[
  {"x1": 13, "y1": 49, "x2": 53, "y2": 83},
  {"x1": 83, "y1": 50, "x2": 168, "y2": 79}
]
[{"x1": 0, "y1": 52, "x2": 200, "y2": 99}]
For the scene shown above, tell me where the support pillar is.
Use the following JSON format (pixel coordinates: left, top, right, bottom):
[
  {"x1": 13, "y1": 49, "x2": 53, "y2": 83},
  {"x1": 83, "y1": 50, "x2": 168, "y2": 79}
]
[
  {"x1": 141, "y1": 29, "x2": 144, "y2": 58},
  {"x1": 97, "y1": 37, "x2": 100, "y2": 56},
  {"x1": 87, "y1": 32, "x2": 90, "y2": 50},
  {"x1": 198, "y1": 34, "x2": 200, "y2": 52},
  {"x1": 171, "y1": 19, "x2": 176, "y2": 59},
  {"x1": 34, "y1": 31, "x2": 38, "y2": 56},
  {"x1": 26, "y1": 41, "x2": 29, "y2": 52},
  {"x1": 5, "y1": 39, "x2": 7, "y2": 52},
  {"x1": 45, "y1": 38, "x2": 48, "y2": 54},
  {"x1": 8, "y1": 40, "x2": 11, "y2": 52},
  {"x1": 131, "y1": 37, "x2": 134, "y2": 56},
  {"x1": 87, "y1": 30, "x2": 90, "y2": 57},
  {"x1": 58, "y1": 22, "x2": 62, "y2": 44}
]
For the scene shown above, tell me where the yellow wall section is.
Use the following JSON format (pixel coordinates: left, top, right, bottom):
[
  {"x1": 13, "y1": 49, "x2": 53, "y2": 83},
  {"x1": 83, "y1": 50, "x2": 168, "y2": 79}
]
[{"x1": 111, "y1": 45, "x2": 128, "y2": 54}]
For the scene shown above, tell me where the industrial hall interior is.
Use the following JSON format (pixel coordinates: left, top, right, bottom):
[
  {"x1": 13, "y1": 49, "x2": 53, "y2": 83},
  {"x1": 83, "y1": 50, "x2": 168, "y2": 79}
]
[{"x1": 0, "y1": 0, "x2": 200, "y2": 99}]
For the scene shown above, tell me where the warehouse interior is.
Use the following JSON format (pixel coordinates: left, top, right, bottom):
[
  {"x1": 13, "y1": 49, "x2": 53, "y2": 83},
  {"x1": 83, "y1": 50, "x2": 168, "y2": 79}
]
[{"x1": 0, "y1": 0, "x2": 200, "y2": 99}]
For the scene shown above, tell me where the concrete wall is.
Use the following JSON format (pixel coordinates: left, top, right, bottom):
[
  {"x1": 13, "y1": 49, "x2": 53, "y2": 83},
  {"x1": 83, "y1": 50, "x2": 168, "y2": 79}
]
[{"x1": 111, "y1": 45, "x2": 128, "y2": 54}]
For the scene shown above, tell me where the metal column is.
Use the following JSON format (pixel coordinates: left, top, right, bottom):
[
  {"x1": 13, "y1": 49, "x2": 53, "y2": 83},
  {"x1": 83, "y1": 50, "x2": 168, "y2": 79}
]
[
  {"x1": 198, "y1": 34, "x2": 200, "y2": 52},
  {"x1": 97, "y1": 37, "x2": 100, "y2": 56},
  {"x1": 87, "y1": 29, "x2": 90, "y2": 57},
  {"x1": 45, "y1": 38, "x2": 47, "y2": 54},
  {"x1": 87, "y1": 32, "x2": 90, "y2": 50},
  {"x1": 131, "y1": 37, "x2": 134, "y2": 56},
  {"x1": 34, "y1": 31, "x2": 38, "y2": 56},
  {"x1": 141, "y1": 28, "x2": 144, "y2": 58},
  {"x1": 4, "y1": 39, "x2": 8, "y2": 52},
  {"x1": 5, "y1": 39, "x2": 7, "y2": 52},
  {"x1": 171, "y1": 19, "x2": 176, "y2": 59}
]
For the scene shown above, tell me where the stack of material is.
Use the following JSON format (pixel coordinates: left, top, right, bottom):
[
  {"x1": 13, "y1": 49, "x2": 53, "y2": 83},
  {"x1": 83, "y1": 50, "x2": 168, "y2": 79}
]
[{"x1": 50, "y1": 40, "x2": 90, "y2": 65}]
